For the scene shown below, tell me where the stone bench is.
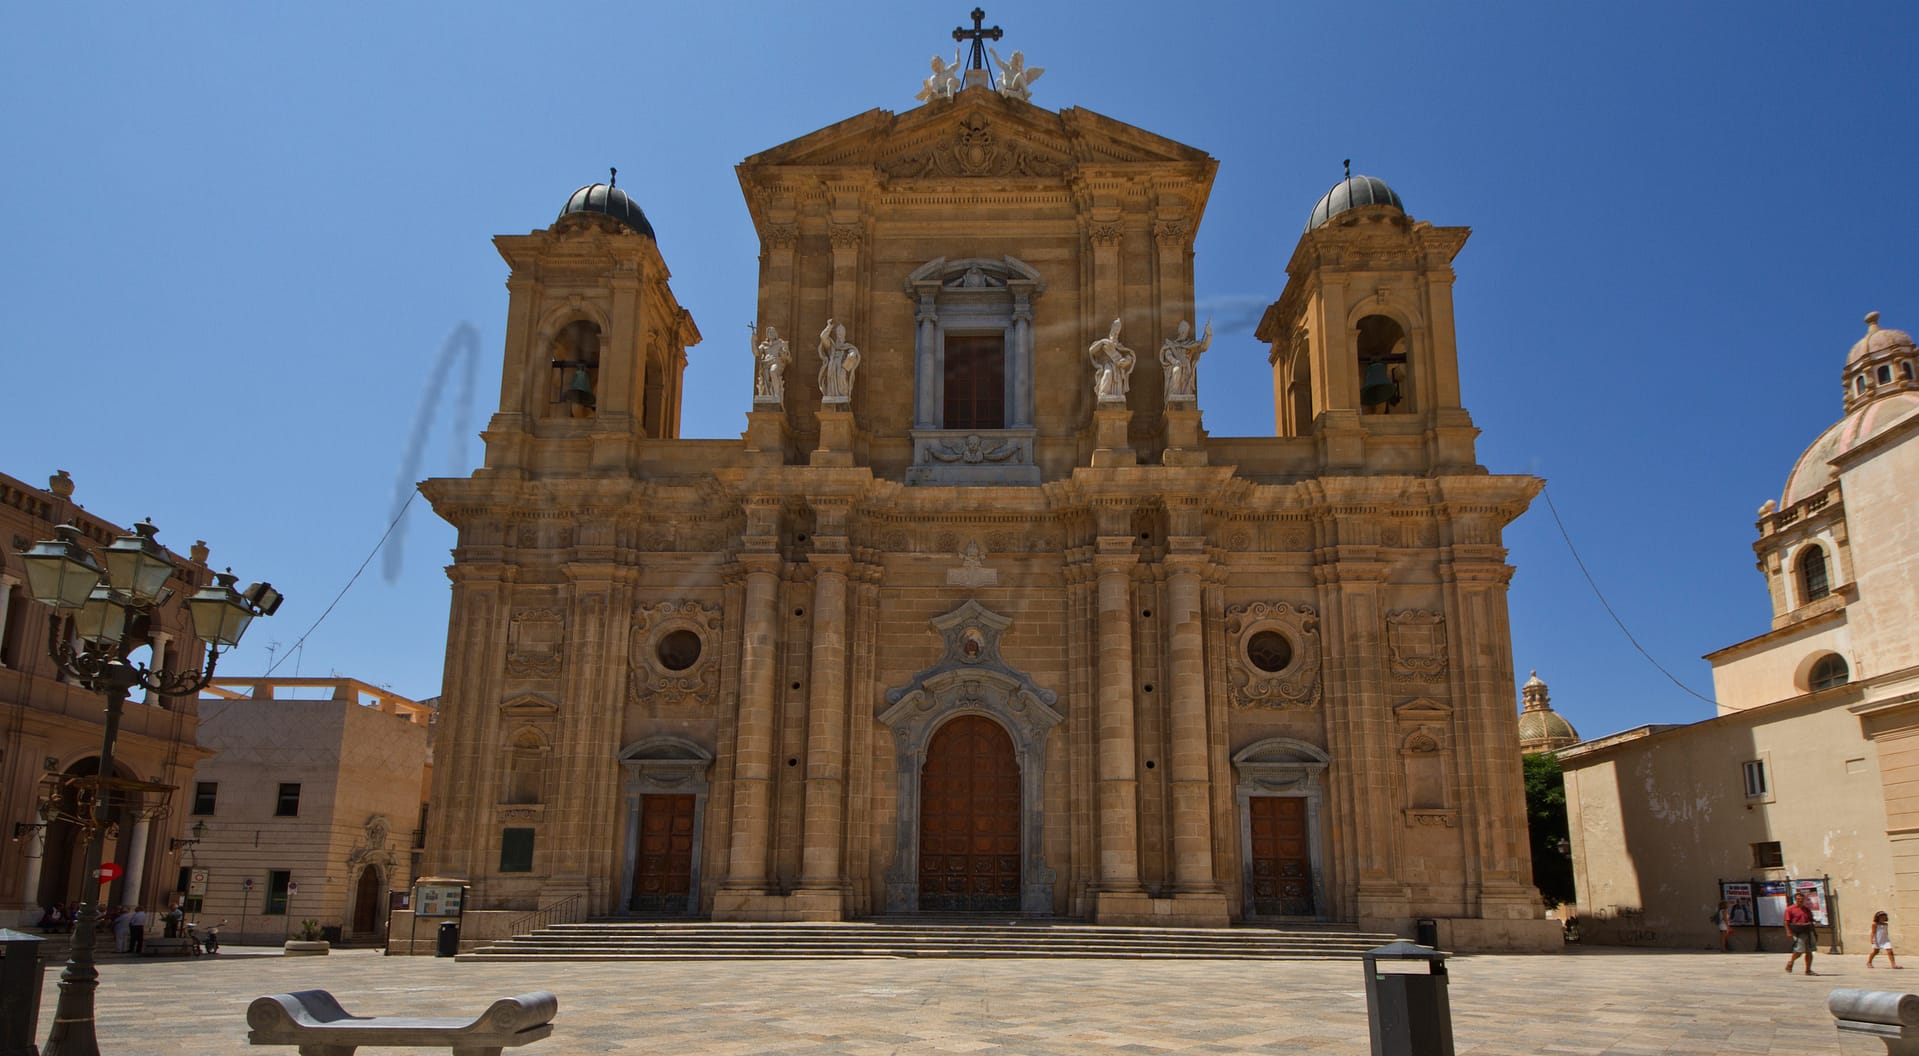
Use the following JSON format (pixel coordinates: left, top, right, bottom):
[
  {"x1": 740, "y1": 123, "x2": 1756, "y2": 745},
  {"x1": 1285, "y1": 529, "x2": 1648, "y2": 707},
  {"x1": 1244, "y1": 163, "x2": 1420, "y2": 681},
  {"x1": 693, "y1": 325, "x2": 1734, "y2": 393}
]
[
  {"x1": 1831, "y1": 989, "x2": 1919, "y2": 1055},
  {"x1": 247, "y1": 989, "x2": 557, "y2": 1056}
]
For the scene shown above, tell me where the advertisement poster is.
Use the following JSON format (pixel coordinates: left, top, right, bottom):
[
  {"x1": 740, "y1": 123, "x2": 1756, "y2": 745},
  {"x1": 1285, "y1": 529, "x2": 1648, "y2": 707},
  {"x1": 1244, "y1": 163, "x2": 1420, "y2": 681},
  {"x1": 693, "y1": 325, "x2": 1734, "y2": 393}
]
[
  {"x1": 414, "y1": 883, "x2": 464, "y2": 918},
  {"x1": 1792, "y1": 878, "x2": 1830, "y2": 926},
  {"x1": 188, "y1": 869, "x2": 209, "y2": 896},
  {"x1": 1756, "y1": 880, "x2": 1792, "y2": 927},
  {"x1": 1720, "y1": 882, "x2": 1754, "y2": 926}
]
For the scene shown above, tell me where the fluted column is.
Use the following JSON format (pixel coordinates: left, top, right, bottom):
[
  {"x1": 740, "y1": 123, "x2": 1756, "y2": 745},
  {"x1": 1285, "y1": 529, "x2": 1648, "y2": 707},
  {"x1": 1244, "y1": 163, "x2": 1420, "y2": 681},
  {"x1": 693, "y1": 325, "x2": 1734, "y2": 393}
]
[
  {"x1": 723, "y1": 552, "x2": 783, "y2": 890},
  {"x1": 800, "y1": 552, "x2": 850, "y2": 890},
  {"x1": 1093, "y1": 547, "x2": 1142, "y2": 891},
  {"x1": 0, "y1": 574, "x2": 17, "y2": 667},
  {"x1": 914, "y1": 294, "x2": 938, "y2": 429},
  {"x1": 1164, "y1": 552, "x2": 1216, "y2": 892},
  {"x1": 144, "y1": 632, "x2": 171, "y2": 705},
  {"x1": 122, "y1": 813, "x2": 152, "y2": 909}
]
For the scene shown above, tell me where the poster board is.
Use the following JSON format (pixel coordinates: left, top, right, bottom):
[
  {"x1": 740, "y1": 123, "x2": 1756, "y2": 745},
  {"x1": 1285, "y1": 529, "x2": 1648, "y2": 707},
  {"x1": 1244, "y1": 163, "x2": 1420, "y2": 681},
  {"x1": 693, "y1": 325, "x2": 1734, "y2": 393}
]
[
  {"x1": 414, "y1": 883, "x2": 465, "y2": 919},
  {"x1": 1792, "y1": 877, "x2": 1831, "y2": 926},
  {"x1": 1720, "y1": 882, "x2": 1754, "y2": 926},
  {"x1": 1755, "y1": 880, "x2": 1792, "y2": 927}
]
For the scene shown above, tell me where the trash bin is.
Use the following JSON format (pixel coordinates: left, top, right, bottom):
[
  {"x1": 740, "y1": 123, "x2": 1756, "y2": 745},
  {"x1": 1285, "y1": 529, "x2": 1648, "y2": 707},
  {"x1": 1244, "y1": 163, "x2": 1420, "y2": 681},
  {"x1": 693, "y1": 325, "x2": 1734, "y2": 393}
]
[
  {"x1": 0, "y1": 929, "x2": 47, "y2": 1056},
  {"x1": 1415, "y1": 918, "x2": 1439, "y2": 949},
  {"x1": 435, "y1": 921, "x2": 460, "y2": 958},
  {"x1": 1362, "y1": 940, "x2": 1452, "y2": 1056}
]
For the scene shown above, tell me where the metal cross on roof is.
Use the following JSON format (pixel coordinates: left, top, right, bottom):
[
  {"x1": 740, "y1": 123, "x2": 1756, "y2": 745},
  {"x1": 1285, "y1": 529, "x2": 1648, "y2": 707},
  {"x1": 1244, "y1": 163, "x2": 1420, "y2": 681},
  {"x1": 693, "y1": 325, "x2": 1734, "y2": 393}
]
[{"x1": 952, "y1": 8, "x2": 1003, "y2": 72}]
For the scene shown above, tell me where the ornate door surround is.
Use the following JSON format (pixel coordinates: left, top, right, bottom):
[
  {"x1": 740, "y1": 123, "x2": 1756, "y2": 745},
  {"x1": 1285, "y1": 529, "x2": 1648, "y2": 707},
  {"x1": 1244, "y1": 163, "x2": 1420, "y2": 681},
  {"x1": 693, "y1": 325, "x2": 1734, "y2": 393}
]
[
  {"x1": 618, "y1": 736, "x2": 713, "y2": 917},
  {"x1": 880, "y1": 600, "x2": 1062, "y2": 914},
  {"x1": 1233, "y1": 737, "x2": 1330, "y2": 920}
]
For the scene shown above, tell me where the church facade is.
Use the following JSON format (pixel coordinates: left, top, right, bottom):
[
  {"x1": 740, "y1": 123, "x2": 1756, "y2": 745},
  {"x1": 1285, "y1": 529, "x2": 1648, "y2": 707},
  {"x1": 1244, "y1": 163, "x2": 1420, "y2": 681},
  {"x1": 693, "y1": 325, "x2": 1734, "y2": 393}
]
[{"x1": 417, "y1": 65, "x2": 1555, "y2": 949}]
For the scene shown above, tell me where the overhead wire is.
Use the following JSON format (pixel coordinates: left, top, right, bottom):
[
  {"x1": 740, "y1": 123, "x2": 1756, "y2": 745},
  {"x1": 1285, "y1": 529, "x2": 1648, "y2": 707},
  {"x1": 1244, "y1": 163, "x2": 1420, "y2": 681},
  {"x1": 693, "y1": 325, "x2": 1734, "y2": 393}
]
[{"x1": 260, "y1": 490, "x2": 419, "y2": 677}]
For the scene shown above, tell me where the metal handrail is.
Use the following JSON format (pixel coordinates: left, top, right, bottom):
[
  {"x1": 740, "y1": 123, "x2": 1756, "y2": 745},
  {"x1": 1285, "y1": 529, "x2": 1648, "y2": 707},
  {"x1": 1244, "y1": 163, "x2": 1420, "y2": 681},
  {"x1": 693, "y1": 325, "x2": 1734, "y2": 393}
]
[{"x1": 505, "y1": 893, "x2": 585, "y2": 936}]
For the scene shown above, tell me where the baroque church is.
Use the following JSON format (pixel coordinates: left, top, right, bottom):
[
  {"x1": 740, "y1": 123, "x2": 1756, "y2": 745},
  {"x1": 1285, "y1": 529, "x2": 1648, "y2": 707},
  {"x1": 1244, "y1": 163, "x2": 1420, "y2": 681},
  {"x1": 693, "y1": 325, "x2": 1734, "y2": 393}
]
[{"x1": 417, "y1": 29, "x2": 1557, "y2": 950}]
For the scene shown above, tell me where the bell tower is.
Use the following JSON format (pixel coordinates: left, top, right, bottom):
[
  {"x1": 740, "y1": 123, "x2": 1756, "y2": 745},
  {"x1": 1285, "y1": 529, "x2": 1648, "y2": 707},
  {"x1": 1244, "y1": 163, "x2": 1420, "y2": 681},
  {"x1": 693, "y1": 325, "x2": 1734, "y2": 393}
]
[
  {"x1": 481, "y1": 173, "x2": 702, "y2": 477},
  {"x1": 1255, "y1": 171, "x2": 1479, "y2": 471}
]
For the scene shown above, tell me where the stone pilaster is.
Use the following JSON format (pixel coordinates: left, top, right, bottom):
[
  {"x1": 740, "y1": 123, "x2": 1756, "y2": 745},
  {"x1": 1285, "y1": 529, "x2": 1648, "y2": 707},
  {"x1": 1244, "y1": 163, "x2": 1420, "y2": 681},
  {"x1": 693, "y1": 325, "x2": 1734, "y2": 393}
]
[
  {"x1": 799, "y1": 546, "x2": 851, "y2": 912},
  {"x1": 1164, "y1": 554, "x2": 1218, "y2": 892},
  {"x1": 719, "y1": 549, "x2": 783, "y2": 899},
  {"x1": 1321, "y1": 545, "x2": 1409, "y2": 924},
  {"x1": 1091, "y1": 407, "x2": 1135, "y2": 467},
  {"x1": 1092, "y1": 542, "x2": 1143, "y2": 900}
]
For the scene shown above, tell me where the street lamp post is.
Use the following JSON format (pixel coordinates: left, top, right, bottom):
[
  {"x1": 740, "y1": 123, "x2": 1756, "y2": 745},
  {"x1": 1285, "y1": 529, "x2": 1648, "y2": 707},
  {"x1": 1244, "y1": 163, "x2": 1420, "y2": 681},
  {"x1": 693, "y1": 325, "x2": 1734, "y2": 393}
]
[{"x1": 18, "y1": 521, "x2": 280, "y2": 1056}]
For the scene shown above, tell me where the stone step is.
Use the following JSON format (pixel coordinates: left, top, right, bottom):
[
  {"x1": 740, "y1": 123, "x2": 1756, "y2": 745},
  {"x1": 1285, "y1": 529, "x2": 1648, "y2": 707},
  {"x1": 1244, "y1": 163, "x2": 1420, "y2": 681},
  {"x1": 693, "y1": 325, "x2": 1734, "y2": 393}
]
[{"x1": 459, "y1": 919, "x2": 1403, "y2": 962}]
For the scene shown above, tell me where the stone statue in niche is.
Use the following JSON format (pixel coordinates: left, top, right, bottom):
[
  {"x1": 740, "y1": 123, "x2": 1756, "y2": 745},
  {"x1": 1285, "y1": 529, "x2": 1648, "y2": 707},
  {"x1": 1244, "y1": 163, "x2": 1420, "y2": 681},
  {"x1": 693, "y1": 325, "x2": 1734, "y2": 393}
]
[
  {"x1": 989, "y1": 48, "x2": 1044, "y2": 101},
  {"x1": 1160, "y1": 318, "x2": 1212, "y2": 402},
  {"x1": 817, "y1": 319, "x2": 862, "y2": 405},
  {"x1": 1088, "y1": 319, "x2": 1136, "y2": 404},
  {"x1": 753, "y1": 325, "x2": 789, "y2": 404},
  {"x1": 915, "y1": 50, "x2": 963, "y2": 103}
]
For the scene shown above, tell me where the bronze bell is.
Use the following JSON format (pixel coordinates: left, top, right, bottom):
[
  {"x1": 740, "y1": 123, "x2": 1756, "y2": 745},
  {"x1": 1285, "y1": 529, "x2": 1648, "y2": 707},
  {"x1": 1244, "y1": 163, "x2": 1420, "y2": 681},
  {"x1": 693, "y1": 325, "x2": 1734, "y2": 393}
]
[
  {"x1": 559, "y1": 367, "x2": 596, "y2": 411},
  {"x1": 1360, "y1": 359, "x2": 1398, "y2": 407}
]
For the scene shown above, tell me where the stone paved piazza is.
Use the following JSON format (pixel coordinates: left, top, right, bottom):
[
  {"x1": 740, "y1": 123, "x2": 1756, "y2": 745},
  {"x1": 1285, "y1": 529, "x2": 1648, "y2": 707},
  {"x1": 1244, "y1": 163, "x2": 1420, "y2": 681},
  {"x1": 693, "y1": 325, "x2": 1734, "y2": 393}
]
[{"x1": 34, "y1": 944, "x2": 1888, "y2": 1054}]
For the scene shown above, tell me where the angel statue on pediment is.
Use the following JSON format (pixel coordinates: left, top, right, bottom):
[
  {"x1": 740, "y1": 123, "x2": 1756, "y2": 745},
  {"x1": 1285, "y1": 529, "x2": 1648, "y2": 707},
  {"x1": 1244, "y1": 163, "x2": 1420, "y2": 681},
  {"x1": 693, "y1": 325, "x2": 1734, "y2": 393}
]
[
  {"x1": 990, "y1": 48, "x2": 1043, "y2": 101},
  {"x1": 916, "y1": 50, "x2": 963, "y2": 103}
]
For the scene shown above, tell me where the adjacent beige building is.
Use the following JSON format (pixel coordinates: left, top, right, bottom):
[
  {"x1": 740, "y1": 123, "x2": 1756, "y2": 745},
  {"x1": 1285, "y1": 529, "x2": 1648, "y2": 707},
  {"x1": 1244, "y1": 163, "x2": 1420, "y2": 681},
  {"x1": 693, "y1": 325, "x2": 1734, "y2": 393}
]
[
  {"x1": 188, "y1": 677, "x2": 433, "y2": 945},
  {"x1": 412, "y1": 73, "x2": 1557, "y2": 950},
  {"x1": 1562, "y1": 312, "x2": 1919, "y2": 947},
  {"x1": 0, "y1": 469, "x2": 217, "y2": 925}
]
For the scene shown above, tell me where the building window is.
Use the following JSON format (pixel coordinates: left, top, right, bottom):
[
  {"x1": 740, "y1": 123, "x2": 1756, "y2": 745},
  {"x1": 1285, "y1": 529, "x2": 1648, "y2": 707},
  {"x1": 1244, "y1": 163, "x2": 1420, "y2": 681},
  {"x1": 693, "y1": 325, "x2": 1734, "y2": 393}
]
[
  {"x1": 1246, "y1": 631, "x2": 1294, "y2": 673},
  {"x1": 191, "y1": 781, "x2": 218, "y2": 816},
  {"x1": 1751, "y1": 841, "x2": 1784, "y2": 869},
  {"x1": 1741, "y1": 759, "x2": 1768, "y2": 798},
  {"x1": 942, "y1": 335, "x2": 1006, "y2": 430},
  {"x1": 275, "y1": 783, "x2": 301, "y2": 817},
  {"x1": 500, "y1": 828, "x2": 536, "y2": 873},
  {"x1": 1810, "y1": 653, "x2": 1850, "y2": 691},
  {"x1": 1903, "y1": 362, "x2": 1915, "y2": 381},
  {"x1": 1879, "y1": 365, "x2": 1894, "y2": 385},
  {"x1": 265, "y1": 869, "x2": 291, "y2": 915},
  {"x1": 175, "y1": 866, "x2": 203, "y2": 914},
  {"x1": 1799, "y1": 546, "x2": 1830, "y2": 602}
]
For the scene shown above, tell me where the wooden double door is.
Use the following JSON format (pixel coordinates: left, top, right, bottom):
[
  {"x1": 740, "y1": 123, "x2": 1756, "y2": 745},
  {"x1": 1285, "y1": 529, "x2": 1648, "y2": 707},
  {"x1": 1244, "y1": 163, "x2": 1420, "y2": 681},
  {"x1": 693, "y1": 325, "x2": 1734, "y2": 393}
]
[
  {"x1": 1248, "y1": 796, "x2": 1315, "y2": 916},
  {"x1": 630, "y1": 794, "x2": 696, "y2": 914},
  {"x1": 919, "y1": 715, "x2": 1021, "y2": 912}
]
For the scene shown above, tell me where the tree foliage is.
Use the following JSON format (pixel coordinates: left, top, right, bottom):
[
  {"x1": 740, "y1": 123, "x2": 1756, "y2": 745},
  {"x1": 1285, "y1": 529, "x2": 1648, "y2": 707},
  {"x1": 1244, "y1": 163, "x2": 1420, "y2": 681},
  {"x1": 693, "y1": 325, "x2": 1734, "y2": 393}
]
[{"x1": 1523, "y1": 751, "x2": 1576, "y2": 907}]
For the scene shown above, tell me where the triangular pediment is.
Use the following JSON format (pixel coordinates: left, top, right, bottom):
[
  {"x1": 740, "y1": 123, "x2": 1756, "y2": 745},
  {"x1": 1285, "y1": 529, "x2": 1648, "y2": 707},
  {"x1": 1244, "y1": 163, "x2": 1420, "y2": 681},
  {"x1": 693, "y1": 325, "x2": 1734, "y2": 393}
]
[{"x1": 740, "y1": 87, "x2": 1212, "y2": 179}]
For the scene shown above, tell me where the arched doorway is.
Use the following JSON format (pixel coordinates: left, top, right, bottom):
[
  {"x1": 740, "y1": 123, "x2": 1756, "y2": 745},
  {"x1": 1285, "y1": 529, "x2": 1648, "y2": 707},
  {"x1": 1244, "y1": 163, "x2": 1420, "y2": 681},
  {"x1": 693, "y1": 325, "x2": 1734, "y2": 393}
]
[
  {"x1": 918, "y1": 715, "x2": 1020, "y2": 912},
  {"x1": 352, "y1": 866, "x2": 382, "y2": 935}
]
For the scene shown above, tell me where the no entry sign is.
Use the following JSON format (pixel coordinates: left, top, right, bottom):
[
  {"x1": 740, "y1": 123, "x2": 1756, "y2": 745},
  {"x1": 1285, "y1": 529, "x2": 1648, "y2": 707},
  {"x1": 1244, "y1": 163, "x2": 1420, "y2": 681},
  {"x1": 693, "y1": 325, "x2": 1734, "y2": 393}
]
[{"x1": 95, "y1": 863, "x2": 122, "y2": 883}]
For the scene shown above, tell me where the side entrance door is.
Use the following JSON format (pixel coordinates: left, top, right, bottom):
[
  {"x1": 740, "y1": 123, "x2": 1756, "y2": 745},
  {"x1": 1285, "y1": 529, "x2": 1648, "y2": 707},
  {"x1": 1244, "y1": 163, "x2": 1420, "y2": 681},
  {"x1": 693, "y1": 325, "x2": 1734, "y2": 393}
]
[
  {"x1": 1248, "y1": 796, "x2": 1314, "y2": 916},
  {"x1": 630, "y1": 793, "x2": 696, "y2": 913}
]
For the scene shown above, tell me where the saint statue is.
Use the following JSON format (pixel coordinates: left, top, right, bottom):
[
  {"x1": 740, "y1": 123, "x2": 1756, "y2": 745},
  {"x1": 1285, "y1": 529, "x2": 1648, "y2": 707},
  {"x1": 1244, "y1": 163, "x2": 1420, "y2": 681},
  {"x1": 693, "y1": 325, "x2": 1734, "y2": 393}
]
[
  {"x1": 989, "y1": 48, "x2": 1044, "y2": 101},
  {"x1": 915, "y1": 51, "x2": 963, "y2": 103},
  {"x1": 1159, "y1": 318, "x2": 1212, "y2": 402},
  {"x1": 1087, "y1": 319, "x2": 1136, "y2": 404},
  {"x1": 817, "y1": 319, "x2": 862, "y2": 404},
  {"x1": 753, "y1": 324, "x2": 790, "y2": 404}
]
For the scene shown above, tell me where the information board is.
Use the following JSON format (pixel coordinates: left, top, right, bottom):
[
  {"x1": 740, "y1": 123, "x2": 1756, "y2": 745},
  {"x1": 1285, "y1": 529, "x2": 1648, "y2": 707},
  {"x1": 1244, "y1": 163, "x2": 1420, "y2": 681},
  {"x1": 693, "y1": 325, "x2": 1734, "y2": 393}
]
[
  {"x1": 1793, "y1": 878, "x2": 1831, "y2": 926},
  {"x1": 1720, "y1": 882, "x2": 1754, "y2": 926},
  {"x1": 1755, "y1": 880, "x2": 1792, "y2": 927},
  {"x1": 414, "y1": 883, "x2": 465, "y2": 918}
]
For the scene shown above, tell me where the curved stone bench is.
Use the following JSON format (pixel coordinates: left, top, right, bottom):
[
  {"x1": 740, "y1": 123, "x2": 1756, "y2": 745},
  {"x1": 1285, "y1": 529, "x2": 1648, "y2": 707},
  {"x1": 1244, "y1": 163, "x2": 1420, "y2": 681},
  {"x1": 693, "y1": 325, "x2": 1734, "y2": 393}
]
[
  {"x1": 1830, "y1": 989, "x2": 1919, "y2": 1055},
  {"x1": 247, "y1": 989, "x2": 557, "y2": 1056}
]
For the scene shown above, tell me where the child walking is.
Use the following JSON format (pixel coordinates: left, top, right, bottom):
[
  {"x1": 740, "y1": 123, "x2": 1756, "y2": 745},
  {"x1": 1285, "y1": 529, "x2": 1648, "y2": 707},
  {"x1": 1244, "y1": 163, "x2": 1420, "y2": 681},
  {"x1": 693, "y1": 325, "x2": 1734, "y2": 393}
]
[{"x1": 1868, "y1": 910, "x2": 1902, "y2": 968}]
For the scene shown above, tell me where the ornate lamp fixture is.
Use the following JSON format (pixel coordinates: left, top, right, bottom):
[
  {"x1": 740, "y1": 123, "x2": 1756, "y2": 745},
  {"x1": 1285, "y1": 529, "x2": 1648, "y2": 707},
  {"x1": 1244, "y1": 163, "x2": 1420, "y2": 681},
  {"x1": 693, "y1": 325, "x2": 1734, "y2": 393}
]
[{"x1": 18, "y1": 520, "x2": 280, "y2": 1056}]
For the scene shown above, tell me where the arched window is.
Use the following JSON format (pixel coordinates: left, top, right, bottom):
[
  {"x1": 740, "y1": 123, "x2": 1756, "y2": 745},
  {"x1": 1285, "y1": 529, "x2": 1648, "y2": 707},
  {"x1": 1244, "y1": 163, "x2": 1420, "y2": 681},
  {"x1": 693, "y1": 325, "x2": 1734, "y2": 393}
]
[
  {"x1": 1879, "y1": 365, "x2": 1894, "y2": 385},
  {"x1": 1902, "y1": 362, "x2": 1915, "y2": 381},
  {"x1": 1799, "y1": 545, "x2": 1830, "y2": 603},
  {"x1": 1857, "y1": 376, "x2": 1870, "y2": 394},
  {"x1": 1356, "y1": 314, "x2": 1409, "y2": 414},
  {"x1": 1289, "y1": 339, "x2": 1313, "y2": 435},
  {"x1": 1809, "y1": 653, "x2": 1849, "y2": 691},
  {"x1": 547, "y1": 319, "x2": 601, "y2": 419}
]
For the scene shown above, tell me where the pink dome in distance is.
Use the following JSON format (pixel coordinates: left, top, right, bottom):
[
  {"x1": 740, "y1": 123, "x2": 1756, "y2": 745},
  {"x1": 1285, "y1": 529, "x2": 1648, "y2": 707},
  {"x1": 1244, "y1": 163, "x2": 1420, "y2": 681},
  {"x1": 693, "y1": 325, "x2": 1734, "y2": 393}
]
[
  {"x1": 1782, "y1": 390, "x2": 1919, "y2": 507},
  {"x1": 1849, "y1": 311, "x2": 1917, "y2": 365}
]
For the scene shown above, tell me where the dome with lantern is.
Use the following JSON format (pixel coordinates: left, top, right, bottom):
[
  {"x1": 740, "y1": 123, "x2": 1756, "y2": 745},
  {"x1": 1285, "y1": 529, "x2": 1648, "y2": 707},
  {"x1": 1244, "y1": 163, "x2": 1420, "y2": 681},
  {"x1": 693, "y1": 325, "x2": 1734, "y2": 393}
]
[{"x1": 1517, "y1": 671, "x2": 1580, "y2": 754}]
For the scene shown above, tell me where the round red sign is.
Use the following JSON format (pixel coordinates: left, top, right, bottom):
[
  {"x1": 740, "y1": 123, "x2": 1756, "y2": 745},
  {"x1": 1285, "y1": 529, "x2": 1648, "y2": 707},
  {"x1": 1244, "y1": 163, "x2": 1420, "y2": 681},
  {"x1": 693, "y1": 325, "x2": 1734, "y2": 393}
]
[{"x1": 95, "y1": 863, "x2": 122, "y2": 882}]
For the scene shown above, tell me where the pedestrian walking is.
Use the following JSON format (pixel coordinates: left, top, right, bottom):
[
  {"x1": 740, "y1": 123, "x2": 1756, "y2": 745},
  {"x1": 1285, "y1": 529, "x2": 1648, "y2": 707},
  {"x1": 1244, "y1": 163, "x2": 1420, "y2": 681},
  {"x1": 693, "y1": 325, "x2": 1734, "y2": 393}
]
[
  {"x1": 1784, "y1": 891, "x2": 1818, "y2": 975},
  {"x1": 1868, "y1": 910, "x2": 1903, "y2": 969}
]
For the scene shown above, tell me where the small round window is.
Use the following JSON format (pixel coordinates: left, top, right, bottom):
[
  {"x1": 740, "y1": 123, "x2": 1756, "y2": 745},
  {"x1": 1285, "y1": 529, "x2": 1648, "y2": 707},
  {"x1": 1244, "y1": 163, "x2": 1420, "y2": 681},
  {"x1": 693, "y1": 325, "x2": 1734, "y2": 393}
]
[
  {"x1": 1247, "y1": 630, "x2": 1293, "y2": 673},
  {"x1": 656, "y1": 629, "x2": 702, "y2": 672}
]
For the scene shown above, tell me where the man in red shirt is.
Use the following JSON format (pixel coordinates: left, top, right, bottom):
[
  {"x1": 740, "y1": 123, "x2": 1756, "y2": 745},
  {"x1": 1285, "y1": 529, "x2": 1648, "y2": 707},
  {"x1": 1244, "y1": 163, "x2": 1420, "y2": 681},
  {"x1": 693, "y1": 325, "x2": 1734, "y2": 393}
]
[{"x1": 1784, "y1": 891, "x2": 1818, "y2": 975}]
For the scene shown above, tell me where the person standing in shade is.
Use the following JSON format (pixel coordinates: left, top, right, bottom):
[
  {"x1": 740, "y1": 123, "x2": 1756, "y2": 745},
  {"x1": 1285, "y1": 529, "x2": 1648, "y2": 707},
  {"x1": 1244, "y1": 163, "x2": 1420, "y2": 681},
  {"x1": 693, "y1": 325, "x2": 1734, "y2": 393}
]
[
  {"x1": 111, "y1": 904, "x2": 131, "y2": 953},
  {"x1": 128, "y1": 905, "x2": 147, "y2": 954},
  {"x1": 1868, "y1": 910, "x2": 1903, "y2": 968},
  {"x1": 1784, "y1": 891, "x2": 1818, "y2": 975},
  {"x1": 1713, "y1": 901, "x2": 1733, "y2": 952}
]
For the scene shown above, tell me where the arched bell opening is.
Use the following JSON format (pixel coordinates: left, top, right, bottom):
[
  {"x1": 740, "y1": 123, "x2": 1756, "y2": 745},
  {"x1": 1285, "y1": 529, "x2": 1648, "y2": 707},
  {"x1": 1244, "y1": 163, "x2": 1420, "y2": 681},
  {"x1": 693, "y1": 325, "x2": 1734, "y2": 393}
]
[
  {"x1": 547, "y1": 318, "x2": 601, "y2": 419},
  {"x1": 1356, "y1": 314, "x2": 1410, "y2": 414}
]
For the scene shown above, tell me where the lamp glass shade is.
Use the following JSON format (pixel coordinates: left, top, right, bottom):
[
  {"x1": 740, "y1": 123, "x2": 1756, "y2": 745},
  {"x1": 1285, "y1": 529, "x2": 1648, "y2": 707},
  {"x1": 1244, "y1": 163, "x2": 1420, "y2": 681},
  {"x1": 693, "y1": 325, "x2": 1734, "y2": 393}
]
[
  {"x1": 19, "y1": 527, "x2": 104, "y2": 610},
  {"x1": 74, "y1": 587, "x2": 130, "y2": 646},
  {"x1": 102, "y1": 521, "x2": 175, "y2": 604},
  {"x1": 187, "y1": 575, "x2": 253, "y2": 648}
]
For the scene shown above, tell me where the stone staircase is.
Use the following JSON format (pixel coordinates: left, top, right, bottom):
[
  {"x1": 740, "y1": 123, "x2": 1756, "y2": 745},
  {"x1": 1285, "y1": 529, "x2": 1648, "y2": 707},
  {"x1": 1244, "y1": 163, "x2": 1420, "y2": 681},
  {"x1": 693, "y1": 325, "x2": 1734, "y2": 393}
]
[{"x1": 457, "y1": 917, "x2": 1403, "y2": 962}]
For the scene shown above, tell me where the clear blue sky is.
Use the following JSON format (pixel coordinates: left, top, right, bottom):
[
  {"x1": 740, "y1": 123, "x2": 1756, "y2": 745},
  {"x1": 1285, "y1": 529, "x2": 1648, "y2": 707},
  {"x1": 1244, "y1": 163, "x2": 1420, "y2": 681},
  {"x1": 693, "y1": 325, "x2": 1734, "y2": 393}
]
[{"x1": 4, "y1": 3, "x2": 1916, "y2": 740}]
